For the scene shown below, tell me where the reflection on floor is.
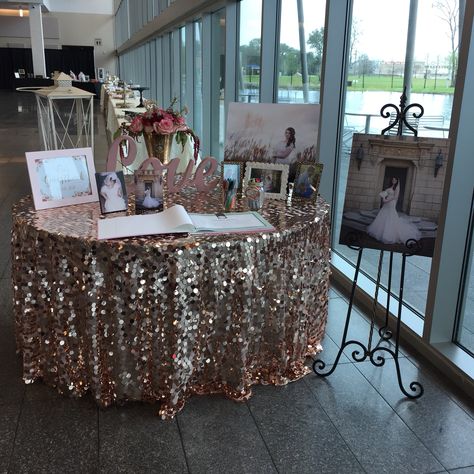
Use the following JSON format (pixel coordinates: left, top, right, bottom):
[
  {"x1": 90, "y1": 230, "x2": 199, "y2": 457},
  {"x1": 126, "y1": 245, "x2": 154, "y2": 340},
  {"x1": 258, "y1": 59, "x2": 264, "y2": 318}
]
[{"x1": 1, "y1": 90, "x2": 473, "y2": 473}]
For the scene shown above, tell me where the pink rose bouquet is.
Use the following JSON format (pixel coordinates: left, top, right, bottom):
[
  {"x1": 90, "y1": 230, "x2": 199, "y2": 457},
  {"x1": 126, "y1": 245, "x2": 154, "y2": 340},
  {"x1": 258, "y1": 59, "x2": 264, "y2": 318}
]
[{"x1": 117, "y1": 98, "x2": 200, "y2": 160}]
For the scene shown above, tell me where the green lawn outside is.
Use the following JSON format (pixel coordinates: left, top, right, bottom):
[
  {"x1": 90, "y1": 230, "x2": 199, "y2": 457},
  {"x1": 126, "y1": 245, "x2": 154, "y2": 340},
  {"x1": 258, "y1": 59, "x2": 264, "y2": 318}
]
[
  {"x1": 243, "y1": 74, "x2": 454, "y2": 94},
  {"x1": 347, "y1": 75, "x2": 454, "y2": 94}
]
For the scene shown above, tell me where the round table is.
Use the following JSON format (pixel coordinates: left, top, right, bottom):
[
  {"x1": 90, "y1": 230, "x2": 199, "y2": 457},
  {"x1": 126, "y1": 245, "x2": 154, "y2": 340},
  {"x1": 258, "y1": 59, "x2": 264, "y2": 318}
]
[{"x1": 12, "y1": 194, "x2": 331, "y2": 418}]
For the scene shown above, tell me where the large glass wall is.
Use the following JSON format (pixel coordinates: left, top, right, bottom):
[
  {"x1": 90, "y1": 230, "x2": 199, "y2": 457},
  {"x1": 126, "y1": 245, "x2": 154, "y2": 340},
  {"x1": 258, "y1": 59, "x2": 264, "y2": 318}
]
[{"x1": 114, "y1": 0, "x2": 473, "y2": 384}]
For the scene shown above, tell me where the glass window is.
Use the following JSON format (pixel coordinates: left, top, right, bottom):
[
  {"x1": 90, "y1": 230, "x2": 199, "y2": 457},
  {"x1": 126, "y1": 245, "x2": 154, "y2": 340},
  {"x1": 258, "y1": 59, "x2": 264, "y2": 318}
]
[
  {"x1": 333, "y1": 0, "x2": 459, "y2": 318},
  {"x1": 456, "y1": 193, "x2": 474, "y2": 354},
  {"x1": 238, "y1": 0, "x2": 262, "y2": 103},
  {"x1": 180, "y1": 26, "x2": 186, "y2": 108},
  {"x1": 211, "y1": 8, "x2": 226, "y2": 157},
  {"x1": 194, "y1": 20, "x2": 203, "y2": 143},
  {"x1": 277, "y1": 0, "x2": 326, "y2": 104}
]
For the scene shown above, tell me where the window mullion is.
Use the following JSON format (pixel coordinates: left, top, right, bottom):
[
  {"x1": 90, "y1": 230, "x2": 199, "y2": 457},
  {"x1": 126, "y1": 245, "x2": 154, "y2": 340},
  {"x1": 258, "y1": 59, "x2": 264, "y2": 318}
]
[
  {"x1": 425, "y1": 2, "x2": 474, "y2": 344},
  {"x1": 260, "y1": 0, "x2": 279, "y2": 103}
]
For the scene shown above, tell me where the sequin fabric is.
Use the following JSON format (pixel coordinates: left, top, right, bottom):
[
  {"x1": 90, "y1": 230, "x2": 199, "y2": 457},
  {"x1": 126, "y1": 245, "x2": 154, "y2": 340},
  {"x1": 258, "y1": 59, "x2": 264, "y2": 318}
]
[{"x1": 11, "y1": 193, "x2": 331, "y2": 418}]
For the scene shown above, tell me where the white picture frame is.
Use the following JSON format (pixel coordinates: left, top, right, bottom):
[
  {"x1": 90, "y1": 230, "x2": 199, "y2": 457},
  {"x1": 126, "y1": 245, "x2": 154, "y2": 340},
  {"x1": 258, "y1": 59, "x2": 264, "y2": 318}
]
[
  {"x1": 25, "y1": 147, "x2": 99, "y2": 210},
  {"x1": 244, "y1": 161, "x2": 289, "y2": 200}
]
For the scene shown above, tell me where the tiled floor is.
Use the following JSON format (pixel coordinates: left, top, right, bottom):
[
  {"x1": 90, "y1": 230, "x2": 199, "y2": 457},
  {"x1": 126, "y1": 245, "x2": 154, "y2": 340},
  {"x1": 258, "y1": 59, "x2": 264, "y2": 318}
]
[{"x1": 0, "y1": 90, "x2": 473, "y2": 473}]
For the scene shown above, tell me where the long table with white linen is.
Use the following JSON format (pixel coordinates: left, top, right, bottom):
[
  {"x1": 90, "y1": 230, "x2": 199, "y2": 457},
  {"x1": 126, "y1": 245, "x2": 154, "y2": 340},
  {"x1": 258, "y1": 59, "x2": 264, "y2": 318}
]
[{"x1": 102, "y1": 86, "x2": 196, "y2": 173}]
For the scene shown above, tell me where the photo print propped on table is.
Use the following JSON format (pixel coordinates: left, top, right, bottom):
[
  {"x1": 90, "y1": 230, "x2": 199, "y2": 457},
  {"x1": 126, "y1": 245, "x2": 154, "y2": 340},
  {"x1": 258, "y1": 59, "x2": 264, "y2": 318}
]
[
  {"x1": 293, "y1": 162, "x2": 324, "y2": 200},
  {"x1": 224, "y1": 102, "x2": 320, "y2": 180},
  {"x1": 25, "y1": 147, "x2": 99, "y2": 210},
  {"x1": 221, "y1": 161, "x2": 244, "y2": 194},
  {"x1": 95, "y1": 171, "x2": 128, "y2": 214},
  {"x1": 339, "y1": 133, "x2": 450, "y2": 257},
  {"x1": 134, "y1": 162, "x2": 164, "y2": 214}
]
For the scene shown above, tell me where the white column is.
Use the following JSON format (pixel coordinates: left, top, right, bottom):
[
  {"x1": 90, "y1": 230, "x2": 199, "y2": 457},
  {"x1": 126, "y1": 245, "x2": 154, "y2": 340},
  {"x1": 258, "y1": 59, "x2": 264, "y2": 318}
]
[
  {"x1": 260, "y1": 0, "x2": 279, "y2": 103},
  {"x1": 29, "y1": 3, "x2": 46, "y2": 78},
  {"x1": 317, "y1": 0, "x2": 352, "y2": 205}
]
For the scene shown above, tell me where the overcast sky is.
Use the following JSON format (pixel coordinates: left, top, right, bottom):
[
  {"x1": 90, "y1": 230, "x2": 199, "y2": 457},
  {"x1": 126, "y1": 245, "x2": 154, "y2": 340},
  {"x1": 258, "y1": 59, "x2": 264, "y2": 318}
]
[{"x1": 240, "y1": 0, "x2": 457, "y2": 64}]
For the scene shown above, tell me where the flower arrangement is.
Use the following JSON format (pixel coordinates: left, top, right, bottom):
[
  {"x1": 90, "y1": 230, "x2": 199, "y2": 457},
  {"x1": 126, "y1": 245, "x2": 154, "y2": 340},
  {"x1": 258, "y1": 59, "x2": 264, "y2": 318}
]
[{"x1": 118, "y1": 98, "x2": 200, "y2": 160}]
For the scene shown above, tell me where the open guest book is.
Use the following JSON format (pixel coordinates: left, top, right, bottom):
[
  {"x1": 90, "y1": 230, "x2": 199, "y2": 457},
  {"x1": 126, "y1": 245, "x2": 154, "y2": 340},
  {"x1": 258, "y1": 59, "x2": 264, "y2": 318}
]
[{"x1": 97, "y1": 204, "x2": 274, "y2": 240}]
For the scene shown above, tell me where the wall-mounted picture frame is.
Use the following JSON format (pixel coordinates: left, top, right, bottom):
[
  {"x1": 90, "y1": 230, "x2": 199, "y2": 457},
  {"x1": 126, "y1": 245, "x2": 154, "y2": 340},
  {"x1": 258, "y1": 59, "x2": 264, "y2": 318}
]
[
  {"x1": 134, "y1": 168, "x2": 163, "y2": 214},
  {"x1": 95, "y1": 171, "x2": 128, "y2": 214},
  {"x1": 244, "y1": 161, "x2": 289, "y2": 200},
  {"x1": 293, "y1": 162, "x2": 324, "y2": 200},
  {"x1": 25, "y1": 147, "x2": 99, "y2": 210},
  {"x1": 221, "y1": 161, "x2": 244, "y2": 194}
]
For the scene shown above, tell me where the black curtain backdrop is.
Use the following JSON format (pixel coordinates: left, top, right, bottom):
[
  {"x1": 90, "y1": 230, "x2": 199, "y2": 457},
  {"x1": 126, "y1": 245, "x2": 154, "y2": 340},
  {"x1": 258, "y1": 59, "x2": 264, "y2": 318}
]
[
  {"x1": 61, "y1": 46, "x2": 95, "y2": 80},
  {"x1": 0, "y1": 48, "x2": 33, "y2": 89},
  {"x1": 0, "y1": 46, "x2": 95, "y2": 89},
  {"x1": 45, "y1": 49, "x2": 64, "y2": 77}
]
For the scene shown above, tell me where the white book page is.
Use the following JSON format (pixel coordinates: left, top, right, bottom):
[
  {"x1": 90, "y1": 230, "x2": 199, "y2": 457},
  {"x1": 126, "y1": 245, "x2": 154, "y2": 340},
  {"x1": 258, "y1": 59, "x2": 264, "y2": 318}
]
[
  {"x1": 97, "y1": 205, "x2": 194, "y2": 239},
  {"x1": 189, "y1": 212, "x2": 272, "y2": 232}
]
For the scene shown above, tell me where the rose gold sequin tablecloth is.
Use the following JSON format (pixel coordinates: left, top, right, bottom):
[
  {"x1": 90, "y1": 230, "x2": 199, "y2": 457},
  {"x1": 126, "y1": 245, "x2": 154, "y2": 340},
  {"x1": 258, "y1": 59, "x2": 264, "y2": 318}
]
[{"x1": 11, "y1": 195, "x2": 331, "y2": 418}]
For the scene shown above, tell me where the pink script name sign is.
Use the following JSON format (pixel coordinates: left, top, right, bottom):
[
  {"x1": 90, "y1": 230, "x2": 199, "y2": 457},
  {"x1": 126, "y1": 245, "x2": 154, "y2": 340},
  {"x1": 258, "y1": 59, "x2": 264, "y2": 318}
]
[{"x1": 106, "y1": 135, "x2": 220, "y2": 193}]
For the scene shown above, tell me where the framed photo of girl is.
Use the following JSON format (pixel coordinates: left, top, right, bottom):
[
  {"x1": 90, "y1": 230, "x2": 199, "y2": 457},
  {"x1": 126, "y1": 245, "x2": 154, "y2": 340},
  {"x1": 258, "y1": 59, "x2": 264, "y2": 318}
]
[
  {"x1": 293, "y1": 162, "x2": 324, "y2": 200},
  {"x1": 95, "y1": 171, "x2": 128, "y2": 214},
  {"x1": 244, "y1": 162, "x2": 289, "y2": 200}
]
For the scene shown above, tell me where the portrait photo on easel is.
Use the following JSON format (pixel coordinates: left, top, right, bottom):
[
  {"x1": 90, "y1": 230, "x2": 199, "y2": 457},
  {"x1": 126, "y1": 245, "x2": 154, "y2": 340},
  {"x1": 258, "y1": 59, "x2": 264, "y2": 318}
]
[{"x1": 339, "y1": 133, "x2": 450, "y2": 257}]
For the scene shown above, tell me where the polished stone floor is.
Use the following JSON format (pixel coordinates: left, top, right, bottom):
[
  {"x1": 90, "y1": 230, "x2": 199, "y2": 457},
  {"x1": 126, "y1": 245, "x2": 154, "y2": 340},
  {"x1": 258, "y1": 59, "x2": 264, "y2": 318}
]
[{"x1": 0, "y1": 90, "x2": 473, "y2": 473}]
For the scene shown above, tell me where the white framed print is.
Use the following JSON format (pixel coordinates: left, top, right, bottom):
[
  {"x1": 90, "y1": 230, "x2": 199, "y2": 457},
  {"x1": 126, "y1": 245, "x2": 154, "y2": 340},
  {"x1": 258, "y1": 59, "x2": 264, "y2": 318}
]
[
  {"x1": 244, "y1": 161, "x2": 289, "y2": 200},
  {"x1": 25, "y1": 147, "x2": 99, "y2": 210}
]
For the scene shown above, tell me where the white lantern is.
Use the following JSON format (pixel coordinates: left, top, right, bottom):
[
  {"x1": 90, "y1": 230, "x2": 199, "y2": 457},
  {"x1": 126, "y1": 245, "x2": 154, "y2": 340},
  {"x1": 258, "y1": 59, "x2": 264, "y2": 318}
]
[{"x1": 34, "y1": 72, "x2": 94, "y2": 151}]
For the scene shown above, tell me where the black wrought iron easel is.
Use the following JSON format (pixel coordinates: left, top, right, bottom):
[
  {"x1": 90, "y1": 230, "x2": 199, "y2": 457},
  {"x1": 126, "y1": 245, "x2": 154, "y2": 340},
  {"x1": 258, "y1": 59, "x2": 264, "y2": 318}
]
[{"x1": 313, "y1": 89, "x2": 424, "y2": 399}]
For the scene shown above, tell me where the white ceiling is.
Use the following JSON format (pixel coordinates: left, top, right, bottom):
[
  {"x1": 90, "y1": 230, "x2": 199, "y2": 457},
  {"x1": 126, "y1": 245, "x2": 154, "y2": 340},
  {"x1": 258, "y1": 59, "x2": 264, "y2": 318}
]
[
  {"x1": 46, "y1": 0, "x2": 114, "y2": 15},
  {"x1": 0, "y1": 0, "x2": 114, "y2": 14}
]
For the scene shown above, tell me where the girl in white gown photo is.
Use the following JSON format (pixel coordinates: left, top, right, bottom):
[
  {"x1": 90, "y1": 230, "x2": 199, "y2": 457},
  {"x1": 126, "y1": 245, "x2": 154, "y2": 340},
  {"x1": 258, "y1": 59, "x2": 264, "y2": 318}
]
[
  {"x1": 142, "y1": 187, "x2": 161, "y2": 208},
  {"x1": 272, "y1": 127, "x2": 297, "y2": 164},
  {"x1": 367, "y1": 177, "x2": 421, "y2": 245},
  {"x1": 99, "y1": 172, "x2": 127, "y2": 213}
]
